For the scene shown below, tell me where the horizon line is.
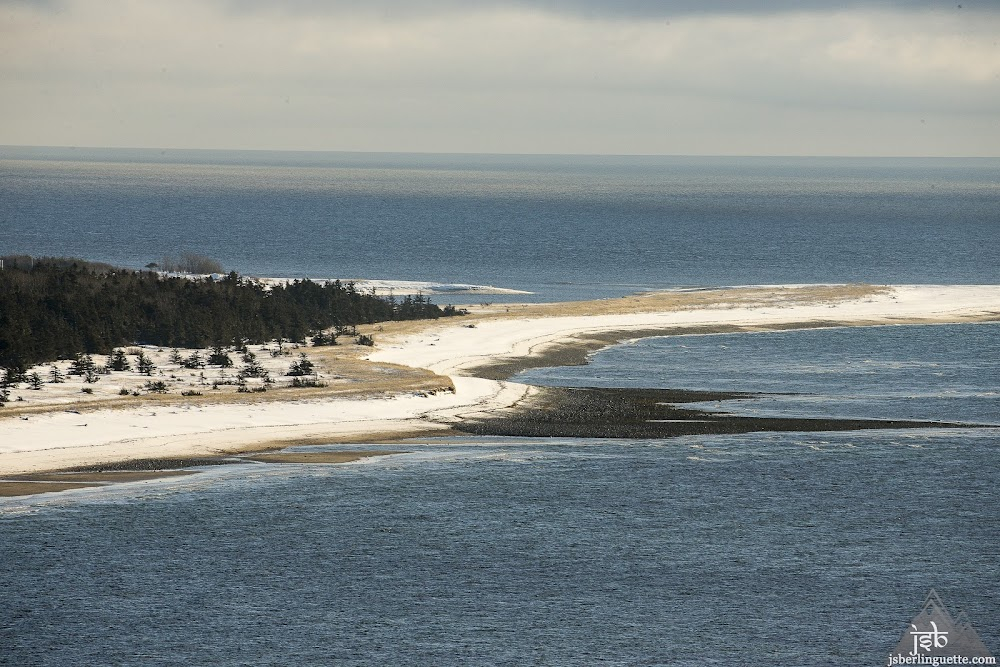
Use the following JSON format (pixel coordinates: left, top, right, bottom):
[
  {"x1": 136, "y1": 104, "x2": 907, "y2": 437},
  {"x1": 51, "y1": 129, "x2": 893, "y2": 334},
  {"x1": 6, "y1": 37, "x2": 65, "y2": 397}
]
[{"x1": 1, "y1": 143, "x2": 997, "y2": 161}]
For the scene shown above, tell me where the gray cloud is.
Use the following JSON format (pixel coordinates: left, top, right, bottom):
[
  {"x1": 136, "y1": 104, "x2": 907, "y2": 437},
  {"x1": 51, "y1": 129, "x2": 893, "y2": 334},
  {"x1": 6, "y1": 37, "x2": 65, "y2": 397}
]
[
  {"x1": 2, "y1": 0, "x2": 997, "y2": 155},
  {"x1": 218, "y1": 0, "x2": 992, "y2": 19},
  {"x1": 0, "y1": 0, "x2": 62, "y2": 7}
]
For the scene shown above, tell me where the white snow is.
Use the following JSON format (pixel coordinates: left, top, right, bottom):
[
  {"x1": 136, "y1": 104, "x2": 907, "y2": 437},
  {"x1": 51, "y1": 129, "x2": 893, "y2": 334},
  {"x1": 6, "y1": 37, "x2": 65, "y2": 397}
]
[
  {"x1": 2, "y1": 284, "x2": 998, "y2": 475},
  {"x1": 371, "y1": 285, "x2": 1000, "y2": 375}
]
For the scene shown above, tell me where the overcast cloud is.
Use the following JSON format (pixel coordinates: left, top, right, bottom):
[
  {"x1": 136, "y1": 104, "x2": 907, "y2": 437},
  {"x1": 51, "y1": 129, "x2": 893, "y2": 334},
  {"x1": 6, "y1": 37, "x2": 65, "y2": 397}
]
[
  {"x1": 1, "y1": 0, "x2": 997, "y2": 155},
  {"x1": 215, "y1": 0, "x2": 998, "y2": 19}
]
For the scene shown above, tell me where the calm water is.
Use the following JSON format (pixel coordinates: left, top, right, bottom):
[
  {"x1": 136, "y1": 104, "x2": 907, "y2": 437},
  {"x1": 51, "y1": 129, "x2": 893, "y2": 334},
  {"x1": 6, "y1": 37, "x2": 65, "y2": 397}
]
[
  {"x1": 2, "y1": 147, "x2": 999, "y2": 301},
  {"x1": 2, "y1": 327, "x2": 998, "y2": 665},
  {"x1": 1, "y1": 149, "x2": 998, "y2": 664},
  {"x1": 2, "y1": 431, "x2": 998, "y2": 666},
  {"x1": 518, "y1": 322, "x2": 1000, "y2": 425}
]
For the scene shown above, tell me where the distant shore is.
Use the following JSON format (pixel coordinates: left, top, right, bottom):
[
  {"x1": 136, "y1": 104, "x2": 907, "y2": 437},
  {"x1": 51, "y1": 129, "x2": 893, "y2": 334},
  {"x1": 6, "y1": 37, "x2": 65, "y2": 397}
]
[{"x1": 2, "y1": 284, "x2": 1000, "y2": 496}]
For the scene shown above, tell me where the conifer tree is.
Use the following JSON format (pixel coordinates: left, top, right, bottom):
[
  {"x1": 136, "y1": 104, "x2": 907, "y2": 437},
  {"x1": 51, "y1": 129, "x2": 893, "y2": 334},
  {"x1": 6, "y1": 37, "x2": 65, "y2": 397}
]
[
  {"x1": 4, "y1": 365, "x2": 27, "y2": 384},
  {"x1": 183, "y1": 352, "x2": 205, "y2": 369},
  {"x1": 136, "y1": 352, "x2": 156, "y2": 376},
  {"x1": 109, "y1": 349, "x2": 131, "y2": 372},
  {"x1": 287, "y1": 353, "x2": 315, "y2": 376},
  {"x1": 69, "y1": 354, "x2": 96, "y2": 376},
  {"x1": 0, "y1": 257, "x2": 460, "y2": 369},
  {"x1": 208, "y1": 346, "x2": 233, "y2": 368},
  {"x1": 311, "y1": 331, "x2": 337, "y2": 346}
]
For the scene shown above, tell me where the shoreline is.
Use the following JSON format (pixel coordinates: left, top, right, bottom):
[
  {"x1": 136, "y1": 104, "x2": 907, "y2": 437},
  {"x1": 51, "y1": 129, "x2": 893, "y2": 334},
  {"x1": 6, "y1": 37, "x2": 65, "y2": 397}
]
[
  {"x1": 0, "y1": 450, "x2": 404, "y2": 497},
  {"x1": 453, "y1": 385, "x2": 990, "y2": 440},
  {"x1": 2, "y1": 284, "x2": 1000, "y2": 488},
  {"x1": 462, "y1": 317, "x2": 1000, "y2": 381}
]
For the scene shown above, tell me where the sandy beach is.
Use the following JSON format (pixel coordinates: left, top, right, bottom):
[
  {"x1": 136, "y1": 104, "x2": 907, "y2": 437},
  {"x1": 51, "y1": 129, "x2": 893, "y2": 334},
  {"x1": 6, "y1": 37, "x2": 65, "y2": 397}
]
[{"x1": 1, "y1": 283, "x2": 999, "y2": 480}]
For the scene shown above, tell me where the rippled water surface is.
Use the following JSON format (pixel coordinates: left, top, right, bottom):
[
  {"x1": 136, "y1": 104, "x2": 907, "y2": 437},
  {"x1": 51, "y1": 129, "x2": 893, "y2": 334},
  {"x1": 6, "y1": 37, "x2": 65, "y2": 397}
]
[
  {"x1": 518, "y1": 323, "x2": 1000, "y2": 424},
  {"x1": 2, "y1": 149, "x2": 999, "y2": 301},
  {"x1": 3, "y1": 324, "x2": 999, "y2": 665},
  {"x1": 2, "y1": 433, "x2": 998, "y2": 666},
  {"x1": 1, "y1": 150, "x2": 998, "y2": 664}
]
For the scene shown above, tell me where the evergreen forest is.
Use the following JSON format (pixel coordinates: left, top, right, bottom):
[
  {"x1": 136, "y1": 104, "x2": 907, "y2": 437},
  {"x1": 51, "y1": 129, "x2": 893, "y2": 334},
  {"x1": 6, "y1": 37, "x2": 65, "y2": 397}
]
[{"x1": 0, "y1": 256, "x2": 462, "y2": 369}]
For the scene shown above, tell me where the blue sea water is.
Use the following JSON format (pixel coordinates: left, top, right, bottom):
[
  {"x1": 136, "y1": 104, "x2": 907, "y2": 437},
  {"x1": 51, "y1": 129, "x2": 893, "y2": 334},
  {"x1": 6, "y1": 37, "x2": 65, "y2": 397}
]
[
  {"x1": 2, "y1": 147, "x2": 999, "y2": 301},
  {"x1": 2, "y1": 429, "x2": 998, "y2": 666},
  {"x1": 1, "y1": 148, "x2": 999, "y2": 665},
  {"x1": 518, "y1": 322, "x2": 1000, "y2": 425}
]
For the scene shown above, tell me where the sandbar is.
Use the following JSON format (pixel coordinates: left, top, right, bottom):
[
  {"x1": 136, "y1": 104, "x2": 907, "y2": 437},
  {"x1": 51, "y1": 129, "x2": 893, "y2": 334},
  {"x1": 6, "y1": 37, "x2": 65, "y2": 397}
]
[
  {"x1": 0, "y1": 470, "x2": 196, "y2": 497},
  {"x1": 0, "y1": 481, "x2": 106, "y2": 497},
  {"x1": 1, "y1": 283, "x2": 999, "y2": 478},
  {"x1": 244, "y1": 450, "x2": 407, "y2": 464}
]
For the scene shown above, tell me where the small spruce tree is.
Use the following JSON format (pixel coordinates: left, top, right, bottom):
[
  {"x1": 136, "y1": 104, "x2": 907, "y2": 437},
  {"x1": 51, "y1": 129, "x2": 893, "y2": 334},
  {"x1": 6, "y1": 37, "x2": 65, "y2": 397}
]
[
  {"x1": 312, "y1": 331, "x2": 337, "y2": 346},
  {"x1": 109, "y1": 349, "x2": 131, "y2": 372},
  {"x1": 136, "y1": 352, "x2": 156, "y2": 376},
  {"x1": 288, "y1": 353, "x2": 315, "y2": 377},
  {"x1": 4, "y1": 365, "x2": 27, "y2": 385},
  {"x1": 182, "y1": 352, "x2": 205, "y2": 369},
  {"x1": 69, "y1": 354, "x2": 96, "y2": 376},
  {"x1": 208, "y1": 346, "x2": 233, "y2": 368}
]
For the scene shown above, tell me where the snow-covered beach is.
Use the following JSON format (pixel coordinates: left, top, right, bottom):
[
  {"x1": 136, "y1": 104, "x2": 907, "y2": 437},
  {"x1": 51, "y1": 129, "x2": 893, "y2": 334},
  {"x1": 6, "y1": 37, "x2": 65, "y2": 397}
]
[{"x1": 1, "y1": 284, "x2": 998, "y2": 477}]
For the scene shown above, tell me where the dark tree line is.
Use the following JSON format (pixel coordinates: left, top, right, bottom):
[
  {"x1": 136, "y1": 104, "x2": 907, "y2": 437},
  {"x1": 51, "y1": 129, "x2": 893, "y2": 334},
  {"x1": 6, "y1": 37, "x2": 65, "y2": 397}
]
[{"x1": 0, "y1": 257, "x2": 463, "y2": 368}]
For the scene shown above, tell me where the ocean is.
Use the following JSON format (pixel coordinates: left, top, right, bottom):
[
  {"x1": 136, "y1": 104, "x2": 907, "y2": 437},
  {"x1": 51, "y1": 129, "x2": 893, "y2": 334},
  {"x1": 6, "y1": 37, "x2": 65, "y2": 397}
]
[
  {"x1": 2, "y1": 147, "x2": 999, "y2": 300},
  {"x1": 1, "y1": 149, "x2": 998, "y2": 665}
]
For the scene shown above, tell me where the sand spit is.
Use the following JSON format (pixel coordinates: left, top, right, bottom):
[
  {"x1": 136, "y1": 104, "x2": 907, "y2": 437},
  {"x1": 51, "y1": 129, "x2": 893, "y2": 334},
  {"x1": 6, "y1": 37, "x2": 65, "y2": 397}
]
[
  {"x1": 0, "y1": 470, "x2": 196, "y2": 497},
  {"x1": 369, "y1": 284, "x2": 1000, "y2": 376},
  {"x1": 1, "y1": 284, "x2": 999, "y2": 477},
  {"x1": 0, "y1": 481, "x2": 106, "y2": 496},
  {"x1": 231, "y1": 275, "x2": 532, "y2": 296},
  {"x1": 244, "y1": 450, "x2": 408, "y2": 464}
]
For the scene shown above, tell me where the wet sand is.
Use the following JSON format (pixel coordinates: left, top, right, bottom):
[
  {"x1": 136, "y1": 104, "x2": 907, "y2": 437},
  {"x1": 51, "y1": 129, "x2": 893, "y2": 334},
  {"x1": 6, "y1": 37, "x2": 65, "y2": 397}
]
[
  {"x1": 0, "y1": 470, "x2": 197, "y2": 497},
  {"x1": 0, "y1": 452, "x2": 407, "y2": 497},
  {"x1": 0, "y1": 481, "x2": 107, "y2": 496},
  {"x1": 244, "y1": 450, "x2": 407, "y2": 464},
  {"x1": 454, "y1": 386, "x2": 984, "y2": 439}
]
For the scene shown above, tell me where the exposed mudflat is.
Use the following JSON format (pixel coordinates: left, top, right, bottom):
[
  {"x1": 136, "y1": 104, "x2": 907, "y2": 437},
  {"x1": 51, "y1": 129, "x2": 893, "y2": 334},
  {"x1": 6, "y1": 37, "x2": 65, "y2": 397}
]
[{"x1": 453, "y1": 386, "x2": 982, "y2": 439}]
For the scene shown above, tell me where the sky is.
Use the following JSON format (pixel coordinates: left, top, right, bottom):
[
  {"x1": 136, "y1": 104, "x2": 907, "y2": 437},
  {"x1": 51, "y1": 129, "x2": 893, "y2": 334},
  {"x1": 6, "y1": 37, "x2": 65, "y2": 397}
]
[{"x1": 1, "y1": 0, "x2": 998, "y2": 156}]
